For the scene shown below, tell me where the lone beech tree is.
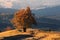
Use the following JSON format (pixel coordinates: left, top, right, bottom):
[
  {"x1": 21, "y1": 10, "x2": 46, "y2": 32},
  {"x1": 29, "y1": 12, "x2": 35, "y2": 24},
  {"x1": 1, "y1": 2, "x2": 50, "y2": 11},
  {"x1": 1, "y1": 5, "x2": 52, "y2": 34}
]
[{"x1": 11, "y1": 7, "x2": 37, "y2": 32}]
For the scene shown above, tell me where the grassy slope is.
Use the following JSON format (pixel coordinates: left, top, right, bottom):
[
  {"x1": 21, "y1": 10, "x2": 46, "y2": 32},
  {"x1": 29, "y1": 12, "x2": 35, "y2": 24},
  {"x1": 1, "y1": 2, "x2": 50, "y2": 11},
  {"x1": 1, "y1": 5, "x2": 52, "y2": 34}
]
[{"x1": 0, "y1": 28, "x2": 60, "y2": 40}]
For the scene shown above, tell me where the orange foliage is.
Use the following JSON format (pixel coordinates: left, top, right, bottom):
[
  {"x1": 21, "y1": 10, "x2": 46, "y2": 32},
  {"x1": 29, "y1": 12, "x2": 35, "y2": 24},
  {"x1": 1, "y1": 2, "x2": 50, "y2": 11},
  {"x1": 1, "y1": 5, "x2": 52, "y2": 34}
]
[{"x1": 11, "y1": 7, "x2": 37, "y2": 29}]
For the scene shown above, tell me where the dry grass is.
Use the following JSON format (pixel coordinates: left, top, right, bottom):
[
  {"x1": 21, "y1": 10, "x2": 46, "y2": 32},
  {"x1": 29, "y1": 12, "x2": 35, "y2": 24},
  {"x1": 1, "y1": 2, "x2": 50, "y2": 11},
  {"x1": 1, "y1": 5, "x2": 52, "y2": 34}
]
[{"x1": 0, "y1": 28, "x2": 60, "y2": 40}]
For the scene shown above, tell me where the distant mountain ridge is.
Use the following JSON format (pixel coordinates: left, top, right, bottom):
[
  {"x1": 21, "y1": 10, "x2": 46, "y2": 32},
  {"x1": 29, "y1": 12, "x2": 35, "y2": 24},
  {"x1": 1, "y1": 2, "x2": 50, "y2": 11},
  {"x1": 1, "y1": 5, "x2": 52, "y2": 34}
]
[
  {"x1": 0, "y1": 8, "x2": 17, "y2": 14},
  {"x1": 32, "y1": 6, "x2": 60, "y2": 16},
  {"x1": 0, "y1": 6, "x2": 60, "y2": 20},
  {"x1": 32, "y1": 6, "x2": 60, "y2": 20}
]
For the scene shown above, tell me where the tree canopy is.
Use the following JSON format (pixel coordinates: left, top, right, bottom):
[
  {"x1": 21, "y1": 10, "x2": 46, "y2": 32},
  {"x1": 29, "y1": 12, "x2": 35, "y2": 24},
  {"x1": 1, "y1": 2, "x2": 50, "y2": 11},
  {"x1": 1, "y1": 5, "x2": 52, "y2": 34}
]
[{"x1": 11, "y1": 7, "x2": 37, "y2": 30}]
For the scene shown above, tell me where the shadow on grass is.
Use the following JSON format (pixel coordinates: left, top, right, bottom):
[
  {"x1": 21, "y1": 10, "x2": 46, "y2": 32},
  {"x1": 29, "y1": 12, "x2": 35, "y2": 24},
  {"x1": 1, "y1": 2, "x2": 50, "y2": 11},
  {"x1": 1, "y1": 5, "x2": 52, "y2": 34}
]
[{"x1": 4, "y1": 35, "x2": 33, "y2": 40}]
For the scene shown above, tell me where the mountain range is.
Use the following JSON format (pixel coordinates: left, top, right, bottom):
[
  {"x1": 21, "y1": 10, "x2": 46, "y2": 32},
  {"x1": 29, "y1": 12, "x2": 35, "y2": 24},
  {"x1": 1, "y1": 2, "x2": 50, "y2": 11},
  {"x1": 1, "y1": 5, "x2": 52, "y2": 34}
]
[
  {"x1": 32, "y1": 6, "x2": 60, "y2": 20},
  {"x1": 0, "y1": 6, "x2": 60, "y2": 31},
  {"x1": 0, "y1": 8, "x2": 17, "y2": 14},
  {"x1": 0, "y1": 6, "x2": 60, "y2": 20}
]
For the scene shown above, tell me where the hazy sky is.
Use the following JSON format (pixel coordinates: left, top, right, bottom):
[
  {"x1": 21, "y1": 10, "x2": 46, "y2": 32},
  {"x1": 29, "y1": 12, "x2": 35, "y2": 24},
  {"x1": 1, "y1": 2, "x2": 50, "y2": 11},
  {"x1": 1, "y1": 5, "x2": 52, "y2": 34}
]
[{"x1": 0, "y1": 0, "x2": 60, "y2": 9}]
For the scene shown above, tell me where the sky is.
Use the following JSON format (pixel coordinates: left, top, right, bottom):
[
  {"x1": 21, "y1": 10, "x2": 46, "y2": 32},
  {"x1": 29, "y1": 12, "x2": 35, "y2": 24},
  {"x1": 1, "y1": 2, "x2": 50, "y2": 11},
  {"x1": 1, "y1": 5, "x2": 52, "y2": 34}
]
[{"x1": 0, "y1": 0, "x2": 60, "y2": 9}]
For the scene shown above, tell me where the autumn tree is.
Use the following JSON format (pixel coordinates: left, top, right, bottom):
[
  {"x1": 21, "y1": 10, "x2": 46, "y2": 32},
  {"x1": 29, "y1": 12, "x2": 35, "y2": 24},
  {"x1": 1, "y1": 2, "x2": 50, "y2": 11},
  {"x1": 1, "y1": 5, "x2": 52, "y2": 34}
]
[{"x1": 11, "y1": 7, "x2": 37, "y2": 32}]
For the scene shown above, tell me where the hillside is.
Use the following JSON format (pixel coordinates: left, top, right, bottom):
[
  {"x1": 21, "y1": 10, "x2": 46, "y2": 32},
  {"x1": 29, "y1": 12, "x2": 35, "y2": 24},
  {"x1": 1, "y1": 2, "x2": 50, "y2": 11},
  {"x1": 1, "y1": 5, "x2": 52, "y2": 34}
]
[
  {"x1": 0, "y1": 15, "x2": 60, "y2": 31},
  {"x1": 0, "y1": 28, "x2": 60, "y2": 40}
]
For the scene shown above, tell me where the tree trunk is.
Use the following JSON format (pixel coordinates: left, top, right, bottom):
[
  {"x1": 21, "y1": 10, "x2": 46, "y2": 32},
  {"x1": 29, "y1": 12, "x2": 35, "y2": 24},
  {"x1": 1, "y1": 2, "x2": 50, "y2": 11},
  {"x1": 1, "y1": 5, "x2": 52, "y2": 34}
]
[{"x1": 23, "y1": 27, "x2": 26, "y2": 32}]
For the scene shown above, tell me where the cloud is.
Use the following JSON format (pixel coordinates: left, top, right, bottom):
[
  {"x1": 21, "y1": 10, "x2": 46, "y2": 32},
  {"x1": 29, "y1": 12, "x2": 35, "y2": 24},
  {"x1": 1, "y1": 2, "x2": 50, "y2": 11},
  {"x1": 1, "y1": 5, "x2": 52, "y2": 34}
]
[
  {"x1": 3, "y1": 2, "x2": 13, "y2": 8},
  {"x1": 0, "y1": 0, "x2": 16, "y2": 8},
  {"x1": 12, "y1": 0, "x2": 60, "y2": 9},
  {"x1": 0, "y1": 0, "x2": 60, "y2": 9},
  {"x1": 26, "y1": 0, "x2": 60, "y2": 9}
]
